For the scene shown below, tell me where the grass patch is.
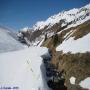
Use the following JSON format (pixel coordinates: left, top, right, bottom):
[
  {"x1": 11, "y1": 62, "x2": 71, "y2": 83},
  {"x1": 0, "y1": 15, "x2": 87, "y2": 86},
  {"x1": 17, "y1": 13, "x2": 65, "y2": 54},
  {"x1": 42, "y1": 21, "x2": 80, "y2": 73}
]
[
  {"x1": 72, "y1": 20, "x2": 90, "y2": 40},
  {"x1": 42, "y1": 19, "x2": 90, "y2": 90},
  {"x1": 51, "y1": 52, "x2": 90, "y2": 90}
]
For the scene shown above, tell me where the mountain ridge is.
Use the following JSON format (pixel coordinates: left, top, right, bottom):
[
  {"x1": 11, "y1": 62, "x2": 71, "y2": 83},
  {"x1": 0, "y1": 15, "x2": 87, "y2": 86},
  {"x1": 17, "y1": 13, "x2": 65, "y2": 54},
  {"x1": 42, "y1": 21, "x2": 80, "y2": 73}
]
[
  {"x1": 18, "y1": 3, "x2": 90, "y2": 47},
  {"x1": 32, "y1": 3, "x2": 90, "y2": 31}
]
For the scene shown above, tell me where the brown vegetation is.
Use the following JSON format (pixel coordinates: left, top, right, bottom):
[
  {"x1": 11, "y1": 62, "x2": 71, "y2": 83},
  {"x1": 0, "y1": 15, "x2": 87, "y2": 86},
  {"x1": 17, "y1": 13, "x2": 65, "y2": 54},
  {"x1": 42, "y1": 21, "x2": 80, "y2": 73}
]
[
  {"x1": 51, "y1": 52, "x2": 90, "y2": 90},
  {"x1": 72, "y1": 20, "x2": 90, "y2": 40},
  {"x1": 42, "y1": 20, "x2": 90, "y2": 90}
]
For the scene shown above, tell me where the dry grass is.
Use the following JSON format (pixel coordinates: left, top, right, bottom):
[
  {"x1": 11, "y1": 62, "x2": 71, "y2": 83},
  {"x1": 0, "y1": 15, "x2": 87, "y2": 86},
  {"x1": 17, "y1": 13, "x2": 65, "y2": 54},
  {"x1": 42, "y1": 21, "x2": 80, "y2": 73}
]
[
  {"x1": 51, "y1": 52, "x2": 90, "y2": 90},
  {"x1": 42, "y1": 20, "x2": 90, "y2": 90},
  {"x1": 57, "y1": 20, "x2": 90, "y2": 43},
  {"x1": 72, "y1": 20, "x2": 90, "y2": 40}
]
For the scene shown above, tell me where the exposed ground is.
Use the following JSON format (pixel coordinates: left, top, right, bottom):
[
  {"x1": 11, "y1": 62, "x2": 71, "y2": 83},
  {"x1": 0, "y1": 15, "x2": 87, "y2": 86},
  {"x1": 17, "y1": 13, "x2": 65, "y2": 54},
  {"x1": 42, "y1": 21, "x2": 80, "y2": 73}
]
[{"x1": 42, "y1": 20, "x2": 90, "y2": 90}]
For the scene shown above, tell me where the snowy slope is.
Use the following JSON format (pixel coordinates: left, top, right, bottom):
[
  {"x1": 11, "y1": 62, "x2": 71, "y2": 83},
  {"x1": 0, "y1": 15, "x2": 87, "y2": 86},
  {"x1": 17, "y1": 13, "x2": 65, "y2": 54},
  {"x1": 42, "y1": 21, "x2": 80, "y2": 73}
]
[
  {"x1": 79, "y1": 77, "x2": 90, "y2": 90},
  {"x1": 33, "y1": 3, "x2": 90, "y2": 30},
  {"x1": 20, "y1": 27, "x2": 33, "y2": 32},
  {"x1": 56, "y1": 33, "x2": 90, "y2": 53},
  {"x1": 19, "y1": 3, "x2": 90, "y2": 47},
  {"x1": 0, "y1": 46, "x2": 50, "y2": 90},
  {"x1": 0, "y1": 26, "x2": 24, "y2": 53}
]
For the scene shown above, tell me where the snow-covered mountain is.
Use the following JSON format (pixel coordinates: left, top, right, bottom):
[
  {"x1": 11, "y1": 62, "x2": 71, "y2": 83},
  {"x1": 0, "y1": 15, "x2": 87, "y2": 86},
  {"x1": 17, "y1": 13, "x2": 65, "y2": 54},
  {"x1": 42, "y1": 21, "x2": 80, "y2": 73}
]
[
  {"x1": 0, "y1": 26, "x2": 24, "y2": 53},
  {"x1": 33, "y1": 3, "x2": 90, "y2": 31},
  {"x1": 18, "y1": 3, "x2": 90, "y2": 46},
  {"x1": 0, "y1": 3, "x2": 90, "y2": 90},
  {"x1": 17, "y1": 3, "x2": 90, "y2": 90}
]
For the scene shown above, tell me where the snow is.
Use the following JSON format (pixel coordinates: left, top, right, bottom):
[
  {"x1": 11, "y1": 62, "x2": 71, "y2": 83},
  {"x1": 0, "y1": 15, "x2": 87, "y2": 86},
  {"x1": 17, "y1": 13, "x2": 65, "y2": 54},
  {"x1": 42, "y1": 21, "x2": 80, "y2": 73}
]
[
  {"x1": 65, "y1": 14, "x2": 90, "y2": 30},
  {"x1": 20, "y1": 3, "x2": 90, "y2": 47},
  {"x1": 66, "y1": 8, "x2": 78, "y2": 14},
  {"x1": 0, "y1": 27, "x2": 24, "y2": 53},
  {"x1": 85, "y1": 3, "x2": 90, "y2": 9},
  {"x1": 38, "y1": 38, "x2": 44, "y2": 46},
  {"x1": 33, "y1": 21, "x2": 46, "y2": 30},
  {"x1": 70, "y1": 77, "x2": 76, "y2": 85},
  {"x1": 79, "y1": 77, "x2": 90, "y2": 90},
  {"x1": 64, "y1": 30, "x2": 75, "y2": 39},
  {"x1": 47, "y1": 32, "x2": 55, "y2": 38},
  {"x1": 20, "y1": 27, "x2": 30, "y2": 32},
  {"x1": 17, "y1": 31, "x2": 23, "y2": 37},
  {"x1": 0, "y1": 46, "x2": 50, "y2": 90},
  {"x1": 33, "y1": 3, "x2": 90, "y2": 31},
  {"x1": 56, "y1": 33, "x2": 90, "y2": 53}
]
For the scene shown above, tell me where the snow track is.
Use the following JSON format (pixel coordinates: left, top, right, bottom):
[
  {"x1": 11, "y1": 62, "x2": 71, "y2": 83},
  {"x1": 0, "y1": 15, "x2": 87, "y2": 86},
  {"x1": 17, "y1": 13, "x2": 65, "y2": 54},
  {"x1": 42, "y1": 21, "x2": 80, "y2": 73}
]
[{"x1": 0, "y1": 46, "x2": 51, "y2": 90}]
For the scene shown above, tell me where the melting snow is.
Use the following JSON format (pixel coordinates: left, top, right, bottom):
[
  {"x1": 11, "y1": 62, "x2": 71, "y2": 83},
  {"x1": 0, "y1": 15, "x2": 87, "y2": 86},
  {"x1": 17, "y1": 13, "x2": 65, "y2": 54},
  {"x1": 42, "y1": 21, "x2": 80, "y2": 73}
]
[
  {"x1": 56, "y1": 33, "x2": 90, "y2": 53},
  {"x1": 70, "y1": 77, "x2": 76, "y2": 85},
  {"x1": 79, "y1": 77, "x2": 90, "y2": 90}
]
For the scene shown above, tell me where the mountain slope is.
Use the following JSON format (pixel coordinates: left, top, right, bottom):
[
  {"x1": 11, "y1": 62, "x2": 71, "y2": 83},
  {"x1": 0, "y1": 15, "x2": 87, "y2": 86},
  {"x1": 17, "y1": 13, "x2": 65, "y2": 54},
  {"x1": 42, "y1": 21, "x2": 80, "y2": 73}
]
[
  {"x1": 33, "y1": 3, "x2": 90, "y2": 31},
  {"x1": 17, "y1": 3, "x2": 90, "y2": 90},
  {"x1": 0, "y1": 26, "x2": 24, "y2": 53},
  {"x1": 18, "y1": 3, "x2": 90, "y2": 46},
  {"x1": 56, "y1": 30, "x2": 90, "y2": 53},
  {"x1": 42, "y1": 12, "x2": 90, "y2": 90},
  {"x1": 42, "y1": 20, "x2": 90, "y2": 90}
]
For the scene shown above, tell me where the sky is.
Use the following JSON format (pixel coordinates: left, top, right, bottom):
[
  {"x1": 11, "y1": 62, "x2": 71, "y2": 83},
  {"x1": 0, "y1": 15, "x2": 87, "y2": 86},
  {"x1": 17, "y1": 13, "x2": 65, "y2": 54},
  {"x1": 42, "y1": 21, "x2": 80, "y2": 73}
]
[{"x1": 0, "y1": 0, "x2": 90, "y2": 31}]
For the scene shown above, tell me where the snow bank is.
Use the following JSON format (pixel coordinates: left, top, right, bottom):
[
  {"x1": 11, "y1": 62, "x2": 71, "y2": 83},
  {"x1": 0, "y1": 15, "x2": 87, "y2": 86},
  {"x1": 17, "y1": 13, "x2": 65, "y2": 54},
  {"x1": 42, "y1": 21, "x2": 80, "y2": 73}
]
[
  {"x1": 0, "y1": 46, "x2": 50, "y2": 90},
  {"x1": 79, "y1": 77, "x2": 90, "y2": 90},
  {"x1": 56, "y1": 33, "x2": 90, "y2": 53}
]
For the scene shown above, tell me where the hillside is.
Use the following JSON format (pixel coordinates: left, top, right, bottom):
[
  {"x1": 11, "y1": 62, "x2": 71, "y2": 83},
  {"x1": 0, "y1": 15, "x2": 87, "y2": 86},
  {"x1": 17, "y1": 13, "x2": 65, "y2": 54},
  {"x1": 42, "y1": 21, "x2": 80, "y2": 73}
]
[
  {"x1": 42, "y1": 20, "x2": 90, "y2": 90},
  {"x1": 18, "y1": 3, "x2": 90, "y2": 46},
  {"x1": 17, "y1": 3, "x2": 90, "y2": 90},
  {"x1": 0, "y1": 26, "x2": 24, "y2": 53}
]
